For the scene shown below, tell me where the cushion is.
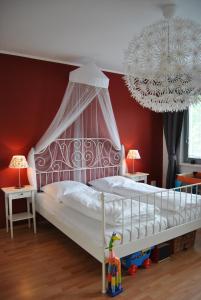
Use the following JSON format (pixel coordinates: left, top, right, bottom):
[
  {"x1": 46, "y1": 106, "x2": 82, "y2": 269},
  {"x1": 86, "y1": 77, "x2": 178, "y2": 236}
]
[
  {"x1": 41, "y1": 180, "x2": 89, "y2": 200},
  {"x1": 89, "y1": 175, "x2": 134, "y2": 193}
]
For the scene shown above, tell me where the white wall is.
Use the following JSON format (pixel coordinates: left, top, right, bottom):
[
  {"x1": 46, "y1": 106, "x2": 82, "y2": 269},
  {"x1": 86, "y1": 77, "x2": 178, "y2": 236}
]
[{"x1": 179, "y1": 163, "x2": 201, "y2": 173}]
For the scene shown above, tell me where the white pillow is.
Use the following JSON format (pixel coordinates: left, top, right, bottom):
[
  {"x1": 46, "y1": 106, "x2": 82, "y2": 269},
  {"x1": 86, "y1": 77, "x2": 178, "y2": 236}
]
[
  {"x1": 89, "y1": 176, "x2": 134, "y2": 193},
  {"x1": 41, "y1": 180, "x2": 89, "y2": 200}
]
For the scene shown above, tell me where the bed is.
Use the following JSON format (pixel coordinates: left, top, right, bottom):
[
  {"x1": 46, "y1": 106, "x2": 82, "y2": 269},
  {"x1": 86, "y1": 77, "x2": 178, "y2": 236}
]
[
  {"x1": 27, "y1": 64, "x2": 201, "y2": 293},
  {"x1": 32, "y1": 137, "x2": 201, "y2": 294},
  {"x1": 36, "y1": 187, "x2": 167, "y2": 249}
]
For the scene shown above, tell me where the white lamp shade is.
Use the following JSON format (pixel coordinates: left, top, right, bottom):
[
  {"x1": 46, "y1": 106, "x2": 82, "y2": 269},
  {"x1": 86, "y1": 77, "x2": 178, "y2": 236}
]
[
  {"x1": 127, "y1": 149, "x2": 141, "y2": 160},
  {"x1": 9, "y1": 155, "x2": 29, "y2": 169}
]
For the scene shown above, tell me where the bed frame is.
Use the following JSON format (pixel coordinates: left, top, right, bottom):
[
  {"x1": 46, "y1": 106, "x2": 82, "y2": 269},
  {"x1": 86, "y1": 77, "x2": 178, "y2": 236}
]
[
  {"x1": 35, "y1": 137, "x2": 122, "y2": 186},
  {"x1": 34, "y1": 137, "x2": 201, "y2": 293}
]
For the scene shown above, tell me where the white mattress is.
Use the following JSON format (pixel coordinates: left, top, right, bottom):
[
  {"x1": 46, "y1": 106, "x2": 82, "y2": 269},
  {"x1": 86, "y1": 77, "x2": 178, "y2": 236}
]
[{"x1": 36, "y1": 192, "x2": 168, "y2": 247}]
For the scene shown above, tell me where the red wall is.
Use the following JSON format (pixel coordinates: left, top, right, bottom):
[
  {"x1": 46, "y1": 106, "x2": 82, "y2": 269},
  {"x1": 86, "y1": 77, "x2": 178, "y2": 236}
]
[{"x1": 0, "y1": 54, "x2": 163, "y2": 227}]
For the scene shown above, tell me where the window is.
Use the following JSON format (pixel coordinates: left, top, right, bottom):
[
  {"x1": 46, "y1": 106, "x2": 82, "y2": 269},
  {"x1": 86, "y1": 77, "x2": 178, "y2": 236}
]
[{"x1": 183, "y1": 101, "x2": 201, "y2": 164}]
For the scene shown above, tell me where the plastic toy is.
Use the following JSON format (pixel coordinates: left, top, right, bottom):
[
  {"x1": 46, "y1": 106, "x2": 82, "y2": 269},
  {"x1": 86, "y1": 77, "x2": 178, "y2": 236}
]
[
  {"x1": 107, "y1": 232, "x2": 123, "y2": 297},
  {"x1": 122, "y1": 247, "x2": 153, "y2": 276}
]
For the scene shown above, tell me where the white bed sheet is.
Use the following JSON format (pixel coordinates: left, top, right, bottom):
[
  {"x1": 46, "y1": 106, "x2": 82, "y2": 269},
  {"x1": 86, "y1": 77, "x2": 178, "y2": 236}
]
[{"x1": 36, "y1": 192, "x2": 168, "y2": 246}]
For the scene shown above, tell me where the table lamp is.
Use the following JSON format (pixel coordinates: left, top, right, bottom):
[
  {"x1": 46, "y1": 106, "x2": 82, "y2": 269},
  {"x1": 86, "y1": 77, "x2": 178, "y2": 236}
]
[
  {"x1": 9, "y1": 155, "x2": 29, "y2": 189},
  {"x1": 127, "y1": 149, "x2": 141, "y2": 173}
]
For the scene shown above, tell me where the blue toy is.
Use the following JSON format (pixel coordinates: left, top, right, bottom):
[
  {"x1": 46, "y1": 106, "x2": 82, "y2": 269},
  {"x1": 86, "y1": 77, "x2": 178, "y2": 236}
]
[{"x1": 121, "y1": 247, "x2": 153, "y2": 275}]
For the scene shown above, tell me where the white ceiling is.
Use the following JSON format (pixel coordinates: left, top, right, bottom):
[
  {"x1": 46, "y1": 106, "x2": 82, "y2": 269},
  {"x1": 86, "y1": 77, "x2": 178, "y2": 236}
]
[{"x1": 0, "y1": 0, "x2": 201, "y2": 73}]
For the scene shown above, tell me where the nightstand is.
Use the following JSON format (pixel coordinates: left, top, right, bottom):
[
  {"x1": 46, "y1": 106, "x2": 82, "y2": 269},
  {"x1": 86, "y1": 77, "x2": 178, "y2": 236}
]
[
  {"x1": 1, "y1": 185, "x2": 36, "y2": 238},
  {"x1": 124, "y1": 172, "x2": 149, "y2": 183}
]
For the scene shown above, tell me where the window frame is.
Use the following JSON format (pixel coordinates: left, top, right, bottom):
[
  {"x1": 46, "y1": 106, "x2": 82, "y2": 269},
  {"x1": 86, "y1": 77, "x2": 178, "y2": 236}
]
[{"x1": 183, "y1": 108, "x2": 201, "y2": 164}]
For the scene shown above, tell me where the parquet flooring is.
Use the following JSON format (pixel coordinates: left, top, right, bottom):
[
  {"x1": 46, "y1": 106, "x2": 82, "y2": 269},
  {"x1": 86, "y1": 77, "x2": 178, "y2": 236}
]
[{"x1": 0, "y1": 222, "x2": 201, "y2": 300}]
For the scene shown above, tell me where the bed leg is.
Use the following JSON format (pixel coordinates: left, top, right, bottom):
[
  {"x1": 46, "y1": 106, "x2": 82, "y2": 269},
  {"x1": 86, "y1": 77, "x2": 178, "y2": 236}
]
[
  {"x1": 101, "y1": 192, "x2": 106, "y2": 294},
  {"x1": 102, "y1": 261, "x2": 106, "y2": 294}
]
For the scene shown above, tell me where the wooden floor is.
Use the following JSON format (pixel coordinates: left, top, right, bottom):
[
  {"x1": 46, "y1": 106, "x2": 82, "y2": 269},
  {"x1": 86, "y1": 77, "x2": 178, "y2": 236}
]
[{"x1": 1, "y1": 222, "x2": 201, "y2": 300}]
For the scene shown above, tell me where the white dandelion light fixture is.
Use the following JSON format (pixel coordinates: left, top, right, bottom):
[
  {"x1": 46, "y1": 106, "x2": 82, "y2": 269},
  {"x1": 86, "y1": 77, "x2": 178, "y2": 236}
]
[{"x1": 124, "y1": 3, "x2": 201, "y2": 112}]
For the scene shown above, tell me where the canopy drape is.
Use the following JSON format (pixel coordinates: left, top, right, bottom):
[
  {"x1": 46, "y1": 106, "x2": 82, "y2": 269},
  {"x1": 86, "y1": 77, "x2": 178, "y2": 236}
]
[{"x1": 27, "y1": 63, "x2": 125, "y2": 188}]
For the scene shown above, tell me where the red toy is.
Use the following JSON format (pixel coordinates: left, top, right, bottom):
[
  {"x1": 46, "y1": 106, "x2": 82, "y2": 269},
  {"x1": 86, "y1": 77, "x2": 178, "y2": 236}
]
[
  {"x1": 122, "y1": 248, "x2": 153, "y2": 276},
  {"x1": 128, "y1": 264, "x2": 138, "y2": 276},
  {"x1": 143, "y1": 258, "x2": 151, "y2": 269}
]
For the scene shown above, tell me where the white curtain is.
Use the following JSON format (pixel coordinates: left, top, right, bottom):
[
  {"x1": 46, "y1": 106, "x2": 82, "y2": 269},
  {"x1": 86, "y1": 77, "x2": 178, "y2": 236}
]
[{"x1": 27, "y1": 63, "x2": 125, "y2": 188}]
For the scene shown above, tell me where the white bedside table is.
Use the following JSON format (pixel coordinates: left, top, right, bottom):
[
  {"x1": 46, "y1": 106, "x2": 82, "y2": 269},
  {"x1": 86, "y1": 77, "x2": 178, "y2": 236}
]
[
  {"x1": 1, "y1": 185, "x2": 37, "y2": 239},
  {"x1": 124, "y1": 172, "x2": 149, "y2": 183}
]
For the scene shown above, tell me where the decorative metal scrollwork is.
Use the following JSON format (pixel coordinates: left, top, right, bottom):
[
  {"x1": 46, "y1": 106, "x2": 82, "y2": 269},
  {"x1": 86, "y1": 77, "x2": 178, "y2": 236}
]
[{"x1": 35, "y1": 138, "x2": 121, "y2": 173}]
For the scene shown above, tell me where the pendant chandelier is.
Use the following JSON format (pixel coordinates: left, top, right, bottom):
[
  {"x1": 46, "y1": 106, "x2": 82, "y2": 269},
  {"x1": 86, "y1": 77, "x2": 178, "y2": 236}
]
[{"x1": 124, "y1": 4, "x2": 201, "y2": 112}]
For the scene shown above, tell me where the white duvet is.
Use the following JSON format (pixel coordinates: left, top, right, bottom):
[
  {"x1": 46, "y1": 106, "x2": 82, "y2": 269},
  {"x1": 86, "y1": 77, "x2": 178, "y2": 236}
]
[
  {"x1": 89, "y1": 176, "x2": 201, "y2": 214},
  {"x1": 59, "y1": 188, "x2": 160, "y2": 226},
  {"x1": 109, "y1": 184, "x2": 201, "y2": 213},
  {"x1": 41, "y1": 180, "x2": 160, "y2": 226},
  {"x1": 150, "y1": 190, "x2": 201, "y2": 212}
]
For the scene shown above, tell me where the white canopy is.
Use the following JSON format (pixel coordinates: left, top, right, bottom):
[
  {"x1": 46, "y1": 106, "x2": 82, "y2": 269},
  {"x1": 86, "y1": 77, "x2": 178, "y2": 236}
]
[
  {"x1": 69, "y1": 62, "x2": 109, "y2": 88},
  {"x1": 27, "y1": 63, "x2": 126, "y2": 188}
]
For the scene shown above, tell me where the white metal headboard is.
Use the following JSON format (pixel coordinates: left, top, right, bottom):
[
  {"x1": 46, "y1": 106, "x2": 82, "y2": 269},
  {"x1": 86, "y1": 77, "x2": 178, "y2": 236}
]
[{"x1": 34, "y1": 138, "x2": 122, "y2": 190}]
